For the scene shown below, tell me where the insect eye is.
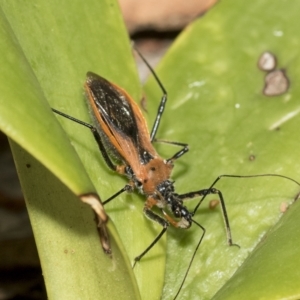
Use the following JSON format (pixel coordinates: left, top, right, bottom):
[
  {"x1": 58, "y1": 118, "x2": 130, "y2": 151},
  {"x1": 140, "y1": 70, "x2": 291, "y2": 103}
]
[{"x1": 136, "y1": 180, "x2": 143, "y2": 188}]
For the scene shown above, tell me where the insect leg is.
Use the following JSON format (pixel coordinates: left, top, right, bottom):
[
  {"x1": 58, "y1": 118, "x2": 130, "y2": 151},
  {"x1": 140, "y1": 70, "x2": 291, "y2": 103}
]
[
  {"x1": 185, "y1": 173, "x2": 300, "y2": 246},
  {"x1": 102, "y1": 184, "x2": 133, "y2": 205},
  {"x1": 193, "y1": 174, "x2": 300, "y2": 215},
  {"x1": 133, "y1": 47, "x2": 168, "y2": 142},
  {"x1": 179, "y1": 187, "x2": 237, "y2": 247},
  {"x1": 153, "y1": 139, "x2": 189, "y2": 163},
  {"x1": 133, "y1": 198, "x2": 169, "y2": 266},
  {"x1": 149, "y1": 92, "x2": 167, "y2": 142},
  {"x1": 52, "y1": 108, "x2": 117, "y2": 171}
]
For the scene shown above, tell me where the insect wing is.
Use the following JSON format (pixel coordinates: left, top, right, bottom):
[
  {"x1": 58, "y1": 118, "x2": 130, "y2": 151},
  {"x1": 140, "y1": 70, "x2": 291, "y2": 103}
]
[{"x1": 85, "y1": 72, "x2": 157, "y2": 167}]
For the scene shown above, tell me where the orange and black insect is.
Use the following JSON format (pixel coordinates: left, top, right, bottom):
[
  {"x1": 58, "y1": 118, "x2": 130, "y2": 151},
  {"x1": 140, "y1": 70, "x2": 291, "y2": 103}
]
[{"x1": 52, "y1": 50, "x2": 300, "y2": 300}]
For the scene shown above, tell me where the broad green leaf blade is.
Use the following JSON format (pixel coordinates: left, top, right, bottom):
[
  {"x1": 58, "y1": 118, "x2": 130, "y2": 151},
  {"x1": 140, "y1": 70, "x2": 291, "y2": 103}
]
[
  {"x1": 143, "y1": 0, "x2": 300, "y2": 299},
  {"x1": 0, "y1": 1, "x2": 140, "y2": 299},
  {"x1": 0, "y1": 1, "x2": 93, "y2": 196},
  {"x1": 0, "y1": 1, "x2": 165, "y2": 299},
  {"x1": 10, "y1": 140, "x2": 138, "y2": 300},
  {"x1": 213, "y1": 199, "x2": 300, "y2": 300}
]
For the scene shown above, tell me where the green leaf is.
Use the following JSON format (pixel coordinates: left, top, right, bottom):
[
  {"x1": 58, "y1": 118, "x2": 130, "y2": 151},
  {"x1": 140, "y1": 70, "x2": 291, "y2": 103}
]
[
  {"x1": 142, "y1": 0, "x2": 300, "y2": 299},
  {"x1": 213, "y1": 200, "x2": 300, "y2": 300},
  {"x1": 2, "y1": 0, "x2": 300, "y2": 299},
  {"x1": 10, "y1": 140, "x2": 138, "y2": 300},
  {"x1": 0, "y1": 1, "x2": 165, "y2": 299}
]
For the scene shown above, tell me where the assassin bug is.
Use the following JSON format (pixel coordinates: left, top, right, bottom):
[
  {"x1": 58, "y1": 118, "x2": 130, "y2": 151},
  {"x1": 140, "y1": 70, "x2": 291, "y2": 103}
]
[{"x1": 52, "y1": 49, "x2": 300, "y2": 299}]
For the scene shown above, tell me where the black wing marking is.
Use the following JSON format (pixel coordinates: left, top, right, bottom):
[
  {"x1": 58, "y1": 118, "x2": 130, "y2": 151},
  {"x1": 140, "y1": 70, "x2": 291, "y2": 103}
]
[
  {"x1": 86, "y1": 72, "x2": 139, "y2": 145},
  {"x1": 86, "y1": 72, "x2": 156, "y2": 165}
]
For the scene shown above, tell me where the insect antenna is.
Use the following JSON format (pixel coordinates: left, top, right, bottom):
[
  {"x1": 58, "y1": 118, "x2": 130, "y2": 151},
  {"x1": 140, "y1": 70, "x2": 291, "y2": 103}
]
[
  {"x1": 193, "y1": 173, "x2": 300, "y2": 216},
  {"x1": 173, "y1": 219, "x2": 205, "y2": 300},
  {"x1": 173, "y1": 173, "x2": 300, "y2": 299}
]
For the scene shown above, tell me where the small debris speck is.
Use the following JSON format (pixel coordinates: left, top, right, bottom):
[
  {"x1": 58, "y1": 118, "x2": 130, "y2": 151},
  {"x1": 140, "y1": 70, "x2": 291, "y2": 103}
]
[
  {"x1": 263, "y1": 70, "x2": 289, "y2": 96},
  {"x1": 258, "y1": 51, "x2": 276, "y2": 71}
]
